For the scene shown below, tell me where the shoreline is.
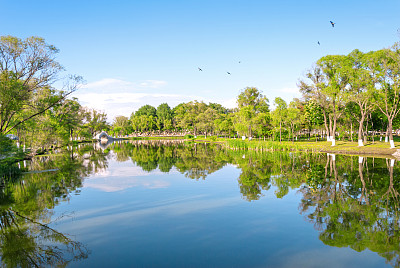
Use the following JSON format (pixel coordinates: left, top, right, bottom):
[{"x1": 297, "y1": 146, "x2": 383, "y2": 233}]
[{"x1": 192, "y1": 138, "x2": 400, "y2": 159}]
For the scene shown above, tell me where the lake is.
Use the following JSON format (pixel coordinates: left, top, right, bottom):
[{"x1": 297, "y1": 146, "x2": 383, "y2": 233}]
[{"x1": 1, "y1": 140, "x2": 399, "y2": 267}]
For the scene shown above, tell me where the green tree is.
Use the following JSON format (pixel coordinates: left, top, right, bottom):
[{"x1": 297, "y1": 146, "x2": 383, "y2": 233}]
[
  {"x1": 271, "y1": 97, "x2": 287, "y2": 142},
  {"x1": 156, "y1": 103, "x2": 173, "y2": 131},
  {"x1": 112, "y1": 115, "x2": 131, "y2": 136},
  {"x1": 235, "y1": 87, "x2": 269, "y2": 137},
  {"x1": 214, "y1": 113, "x2": 235, "y2": 137},
  {"x1": 286, "y1": 100, "x2": 301, "y2": 142},
  {"x1": 300, "y1": 55, "x2": 350, "y2": 146},
  {"x1": 369, "y1": 44, "x2": 400, "y2": 148},
  {"x1": 345, "y1": 49, "x2": 376, "y2": 146},
  {"x1": 0, "y1": 35, "x2": 82, "y2": 135},
  {"x1": 81, "y1": 108, "x2": 109, "y2": 137},
  {"x1": 304, "y1": 99, "x2": 324, "y2": 140},
  {"x1": 135, "y1": 104, "x2": 157, "y2": 117},
  {"x1": 197, "y1": 107, "x2": 220, "y2": 137},
  {"x1": 173, "y1": 101, "x2": 207, "y2": 135}
]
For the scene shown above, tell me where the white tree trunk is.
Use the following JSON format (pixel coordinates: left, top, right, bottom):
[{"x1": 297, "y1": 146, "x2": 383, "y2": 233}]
[
  {"x1": 358, "y1": 140, "x2": 364, "y2": 146},
  {"x1": 385, "y1": 136, "x2": 388, "y2": 142},
  {"x1": 358, "y1": 156, "x2": 363, "y2": 164},
  {"x1": 331, "y1": 139, "x2": 336, "y2": 146},
  {"x1": 390, "y1": 139, "x2": 395, "y2": 149}
]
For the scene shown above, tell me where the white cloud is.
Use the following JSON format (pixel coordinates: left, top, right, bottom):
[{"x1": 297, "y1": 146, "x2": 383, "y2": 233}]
[
  {"x1": 79, "y1": 78, "x2": 168, "y2": 93},
  {"x1": 82, "y1": 78, "x2": 135, "y2": 92},
  {"x1": 139, "y1": 80, "x2": 168, "y2": 88}
]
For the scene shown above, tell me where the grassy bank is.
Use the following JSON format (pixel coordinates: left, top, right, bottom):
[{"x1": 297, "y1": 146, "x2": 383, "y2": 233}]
[
  {"x1": 191, "y1": 136, "x2": 399, "y2": 157},
  {"x1": 127, "y1": 136, "x2": 185, "y2": 140}
]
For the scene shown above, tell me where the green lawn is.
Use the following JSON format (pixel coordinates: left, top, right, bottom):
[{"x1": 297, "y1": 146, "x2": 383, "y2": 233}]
[{"x1": 192, "y1": 136, "x2": 399, "y2": 157}]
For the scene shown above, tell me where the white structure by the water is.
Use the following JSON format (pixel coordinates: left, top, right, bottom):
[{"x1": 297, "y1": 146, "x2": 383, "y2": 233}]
[{"x1": 94, "y1": 131, "x2": 115, "y2": 141}]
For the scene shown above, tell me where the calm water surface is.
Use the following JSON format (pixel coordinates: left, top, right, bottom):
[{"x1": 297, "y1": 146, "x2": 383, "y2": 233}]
[{"x1": 2, "y1": 141, "x2": 400, "y2": 267}]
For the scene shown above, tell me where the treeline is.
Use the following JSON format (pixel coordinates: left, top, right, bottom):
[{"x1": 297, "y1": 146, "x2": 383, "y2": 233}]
[{"x1": 112, "y1": 42, "x2": 400, "y2": 148}]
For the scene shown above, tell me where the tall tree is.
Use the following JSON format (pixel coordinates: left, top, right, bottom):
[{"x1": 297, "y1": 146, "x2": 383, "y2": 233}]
[
  {"x1": 174, "y1": 101, "x2": 207, "y2": 135},
  {"x1": 0, "y1": 35, "x2": 81, "y2": 134},
  {"x1": 369, "y1": 45, "x2": 400, "y2": 148},
  {"x1": 135, "y1": 104, "x2": 157, "y2": 117},
  {"x1": 299, "y1": 55, "x2": 350, "y2": 146},
  {"x1": 82, "y1": 108, "x2": 109, "y2": 137},
  {"x1": 235, "y1": 87, "x2": 269, "y2": 137},
  {"x1": 112, "y1": 115, "x2": 131, "y2": 136},
  {"x1": 156, "y1": 103, "x2": 173, "y2": 131},
  {"x1": 346, "y1": 49, "x2": 376, "y2": 146},
  {"x1": 286, "y1": 100, "x2": 301, "y2": 142},
  {"x1": 271, "y1": 97, "x2": 287, "y2": 143},
  {"x1": 197, "y1": 107, "x2": 219, "y2": 137}
]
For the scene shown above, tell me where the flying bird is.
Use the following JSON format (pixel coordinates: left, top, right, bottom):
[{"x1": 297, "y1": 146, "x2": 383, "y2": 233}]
[
  {"x1": 198, "y1": 67, "x2": 202, "y2": 71},
  {"x1": 317, "y1": 41, "x2": 320, "y2": 45},
  {"x1": 238, "y1": 61, "x2": 241, "y2": 63},
  {"x1": 330, "y1": 21, "x2": 335, "y2": 27},
  {"x1": 227, "y1": 72, "x2": 231, "y2": 75}
]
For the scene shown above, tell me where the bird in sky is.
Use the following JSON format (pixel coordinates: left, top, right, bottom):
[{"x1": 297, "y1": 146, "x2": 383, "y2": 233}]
[
  {"x1": 238, "y1": 61, "x2": 241, "y2": 63},
  {"x1": 198, "y1": 67, "x2": 202, "y2": 71},
  {"x1": 227, "y1": 72, "x2": 231, "y2": 75},
  {"x1": 317, "y1": 41, "x2": 320, "y2": 45},
  {"x1": 330, "y1": 21, "x2": 335, "y2": 27}
]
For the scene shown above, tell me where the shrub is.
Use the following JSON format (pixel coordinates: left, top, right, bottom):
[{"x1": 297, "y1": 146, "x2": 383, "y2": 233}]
[{"x1": 0, "y1": 134, "x2": 25, "y2": 178}]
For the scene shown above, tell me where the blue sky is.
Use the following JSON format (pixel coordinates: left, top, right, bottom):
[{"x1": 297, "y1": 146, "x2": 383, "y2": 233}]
[{"x1": 1, "y1": 0, "x2": 399, "y2": 121}]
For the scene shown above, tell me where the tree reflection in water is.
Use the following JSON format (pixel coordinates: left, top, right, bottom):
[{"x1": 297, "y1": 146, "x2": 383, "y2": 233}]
[
  {"x1": 3, "y1": 141, "x2": 400, "y2": 267},
  {"x1": 109, "y1": 140, "x2": 231, "y2": 180},
  {"x1": 299, "y1": 154, "x2": 400, "y2": 267},
  {"x1": 0, "y1": 143, "x2": 109, "y2": 267},
  {"x1": 110, "y1": 141, "x2": 400, "y2": 267}
]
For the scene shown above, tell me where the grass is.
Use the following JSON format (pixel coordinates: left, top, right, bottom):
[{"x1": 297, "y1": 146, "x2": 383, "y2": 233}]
[
  {"x1": 223, "y1": 139, "x2": 399, "y2": 157},
  {"x1": 70, "y1": 135, "x2": 400, "y2": 157},
  {"x1": 127, "y1": 136, "x2": 185, "y2": 141},
  {"x1": 191, "y1": 135, "x2": 400, "y2": 157}
]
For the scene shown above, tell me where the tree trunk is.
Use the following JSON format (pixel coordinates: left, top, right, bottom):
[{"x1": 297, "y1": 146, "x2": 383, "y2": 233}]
[
  {"x1": 322, "y1": 110, "x2": 330, "y2": 141},
  {"x1": 292, "y1": 123, "x2": 294, "y2": 143},
  {"x1": 329, "y1": 115, "x2": 335, "y2": 146},
  {"x1": 388, "y1": 119, "x2": 395, "y2": 148},
  {"x1": 358, "y1": 113, "x2": 365, "y2": 146},
  {"x1": 350, "y1": 122, "x2": 353, "y2": 142}
]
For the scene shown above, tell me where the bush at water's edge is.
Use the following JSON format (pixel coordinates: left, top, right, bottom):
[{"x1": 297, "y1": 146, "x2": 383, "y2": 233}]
[{"x1": 0, "y1": 134, "x2": 25, "y2": 178}]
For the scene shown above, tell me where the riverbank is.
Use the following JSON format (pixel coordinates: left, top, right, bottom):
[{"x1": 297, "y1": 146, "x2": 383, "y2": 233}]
[{"x1": 192, "y1": 137, "x2": 400, "y2": 158}]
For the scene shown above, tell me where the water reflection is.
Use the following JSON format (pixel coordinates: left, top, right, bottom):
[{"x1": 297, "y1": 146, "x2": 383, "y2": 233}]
[
  {"x1": 109, "y1": 140, "x2": 230, "y2": 179},
  {"x1": 110, "y1": 142, "x2": 400, "y2": 267},
  {"x1": 0, "y1": 144, "x2": 106, "y2": 266},
  {"x1": 3, "y1": 141, "x2": 400, "y2": 267},
  {"x1": 299, "y1": 154, "x2": 400, "y2": 267}
]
